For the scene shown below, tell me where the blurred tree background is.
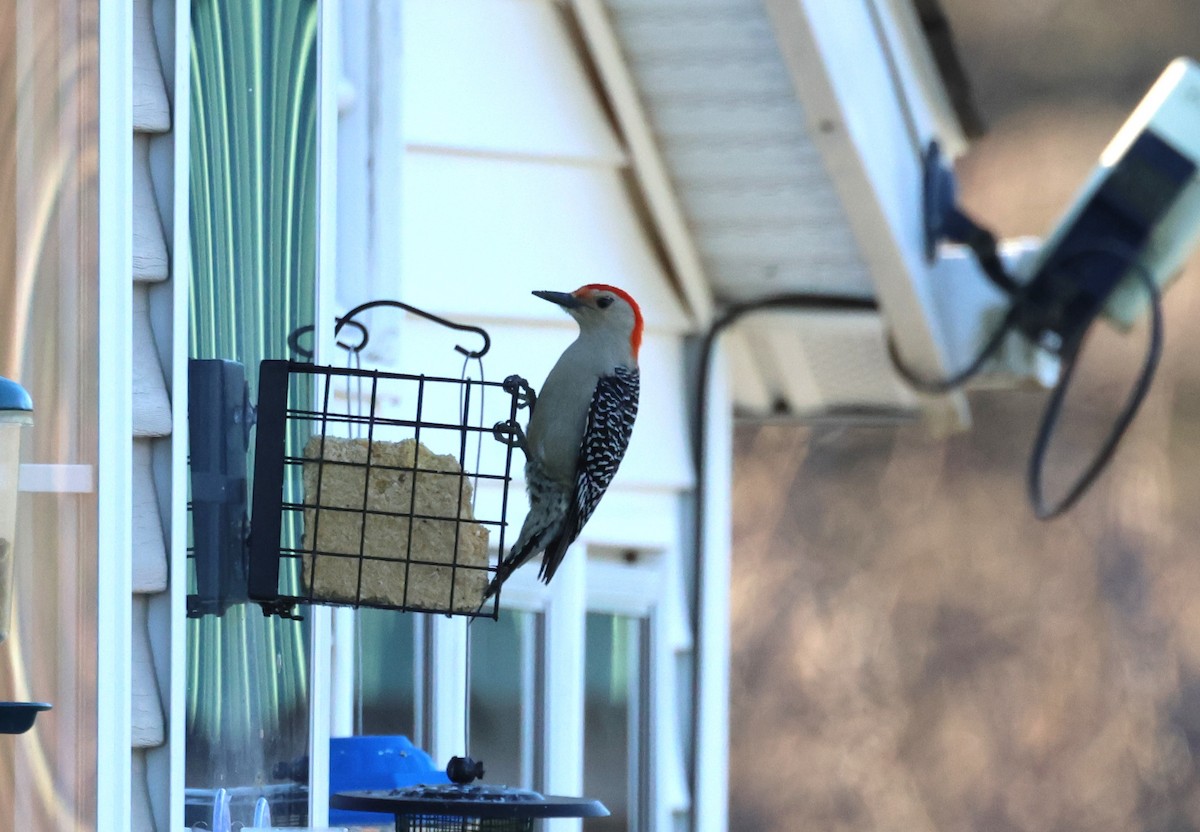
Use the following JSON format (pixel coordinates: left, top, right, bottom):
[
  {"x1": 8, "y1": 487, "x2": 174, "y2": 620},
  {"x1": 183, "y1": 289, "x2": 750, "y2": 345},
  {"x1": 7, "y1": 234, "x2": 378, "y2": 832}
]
[{"x1": 729, "y1": 2, "x2": 1200, "y2": 831}]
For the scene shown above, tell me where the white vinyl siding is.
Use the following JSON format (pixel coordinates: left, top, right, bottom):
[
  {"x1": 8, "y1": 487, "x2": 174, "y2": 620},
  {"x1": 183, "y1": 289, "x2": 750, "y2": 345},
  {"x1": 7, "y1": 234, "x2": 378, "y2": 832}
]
[
  {"x1": 130, "y1": 0, "x2": 186, "y2": 827},
  {"x1": 402, "y1": 0, "x2": 624, "y2": 162},
  {"x1": 398, "y1": 152, "x2": 691, "y2": 334},
  {"x1": 393, "y1": 0, "x2": 696, "y2": 583}
]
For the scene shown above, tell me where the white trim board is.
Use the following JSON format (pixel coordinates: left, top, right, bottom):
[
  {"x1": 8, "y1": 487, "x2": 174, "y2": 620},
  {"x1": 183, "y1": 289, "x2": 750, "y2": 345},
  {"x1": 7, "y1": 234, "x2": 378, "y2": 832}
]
[
  {"x1": 97, "y1": 0, "x2": 134, "y2": 829},
  {"x1": 18, "y1": 464, "x2": 94, "y2": 493},
  {"x1": 165, "y1": 0, "x2": 192, "y2": 825},
  {"x1": 308, "y1": 0, "x2": 343, "y2": 824},
  {"x1": 541, "y1": 549, "x2": 587, "y2": 832},
  {"x1": 694, "y1": 346, "x2": 732, "y2": 832}
]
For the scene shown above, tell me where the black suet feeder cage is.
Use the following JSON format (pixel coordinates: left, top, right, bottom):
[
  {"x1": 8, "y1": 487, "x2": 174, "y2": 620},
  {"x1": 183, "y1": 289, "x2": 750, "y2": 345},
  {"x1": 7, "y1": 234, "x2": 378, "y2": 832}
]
[
  {"x1": 246, "y1": 357, "x2": 525, "y2": 619},
  {"x1": 187, "y1": 300, "x2": 533, "y2": 620}
]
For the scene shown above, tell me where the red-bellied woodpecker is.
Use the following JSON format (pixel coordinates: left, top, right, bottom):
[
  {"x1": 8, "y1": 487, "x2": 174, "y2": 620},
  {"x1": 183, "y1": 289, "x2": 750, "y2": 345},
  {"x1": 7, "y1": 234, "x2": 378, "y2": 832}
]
[{"x1": 484, "y1": 285, "x2": 642, "y2": 599}]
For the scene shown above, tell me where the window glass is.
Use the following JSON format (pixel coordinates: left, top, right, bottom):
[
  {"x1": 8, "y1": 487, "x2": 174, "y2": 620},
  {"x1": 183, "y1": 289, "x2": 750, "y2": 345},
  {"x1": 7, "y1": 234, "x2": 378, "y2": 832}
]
[
  {"x1": 585, "y1": 612, "x2": 648, "y2": 832},
  {"x1": 469, "y1": 610, "x2": 543, "y2": 790},
  {"x1": 187, "y1": 0, "x2": 319, "y2": 825},
  {"x1": 0, "y1": 1, "x2": 100, "y2": 827},
  {"x1": 356, "y1": 608, "x2": 416, "y2": 738}
]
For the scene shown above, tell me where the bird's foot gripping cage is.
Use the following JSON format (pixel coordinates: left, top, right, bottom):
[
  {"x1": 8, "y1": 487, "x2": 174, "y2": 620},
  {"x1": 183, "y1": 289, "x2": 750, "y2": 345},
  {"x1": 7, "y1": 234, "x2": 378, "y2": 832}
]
[{"x1": 246, "y1": 359, "x2": 529, "y2": 620}]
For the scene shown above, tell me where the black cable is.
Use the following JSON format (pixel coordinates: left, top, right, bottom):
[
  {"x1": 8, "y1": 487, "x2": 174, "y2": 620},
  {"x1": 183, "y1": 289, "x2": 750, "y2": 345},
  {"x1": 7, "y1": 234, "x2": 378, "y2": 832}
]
[
  {"x1": 959, "y1": 220, "x2": 1022, "y2": 296},
  {"x1": 688, "y1": 292, "x2": 878, "y2": 818},
  {"x1": 886, "y1": 239, "x2": 1164, "y2": 519},
  {"x1": 693, "y1": 293, "x2": 879, "y2": 464},
  {"x1": 885, "y1": 291, "x2": 1025, "y2": 394},
  {"x1": 885, "y1": 221, "x2": 1043, "y2": 394},
  {"x1": 1026, "y1": 246, "x2": 1163, "y2": 519}
]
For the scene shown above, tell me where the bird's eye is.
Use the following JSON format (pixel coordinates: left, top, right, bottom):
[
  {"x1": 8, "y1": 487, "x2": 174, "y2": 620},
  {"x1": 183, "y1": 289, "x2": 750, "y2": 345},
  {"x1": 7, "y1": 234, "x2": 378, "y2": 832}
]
[{"x1": 597, "y1": 296, "x2": 614, "y2": 309}]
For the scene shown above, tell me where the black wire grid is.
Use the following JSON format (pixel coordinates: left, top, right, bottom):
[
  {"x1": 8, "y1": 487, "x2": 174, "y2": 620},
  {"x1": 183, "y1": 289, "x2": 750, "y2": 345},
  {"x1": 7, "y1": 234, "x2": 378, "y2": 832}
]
[
  {"x1": 398, "y1": 815, "x2": 529, "y2": 832},
  {"x1": 247, "y1": 359, "x2": 525, "y2": 620}
]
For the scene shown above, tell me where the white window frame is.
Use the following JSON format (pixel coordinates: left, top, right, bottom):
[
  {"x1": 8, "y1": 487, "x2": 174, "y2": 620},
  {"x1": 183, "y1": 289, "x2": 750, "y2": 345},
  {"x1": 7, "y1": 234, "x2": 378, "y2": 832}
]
[
  {"x1": 495, "y1": 552, "x2": 587, "y2": 816},
  {"x1": 308, "y1": 0, "x2": 349, "y2": 825},
  {"x1": 583, "y1": 557, "x2": 658, "y2": 832},
  {"x1": 485, "y1": 544, "x2": 691, "y2": 832},
  {"x1": 97, "y1": 0, "x2": 134, "y2": 829},
  {"x1": 165, "y1": 0, "x2": 194, "y2": 827},
  {"x1": 460, "y1": 586, "x2": 551, "y2": 793}
]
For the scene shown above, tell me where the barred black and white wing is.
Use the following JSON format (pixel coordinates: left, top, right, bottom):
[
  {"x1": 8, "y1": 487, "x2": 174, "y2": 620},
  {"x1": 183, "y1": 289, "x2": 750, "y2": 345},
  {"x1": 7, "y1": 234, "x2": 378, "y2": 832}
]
[{"x1": 537, "y1": 367, "x2": 639, "y2": 583}]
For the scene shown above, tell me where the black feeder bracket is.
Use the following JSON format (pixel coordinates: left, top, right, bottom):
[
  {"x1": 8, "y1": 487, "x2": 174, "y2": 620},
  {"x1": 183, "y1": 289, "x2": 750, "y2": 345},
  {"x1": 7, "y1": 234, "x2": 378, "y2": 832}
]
[
  {"x1": 187, "y1": 301, "x2": 532, "y2": 620},
  {"x1": 187, "y1": 359, "x2": 256, "y2": 617}
]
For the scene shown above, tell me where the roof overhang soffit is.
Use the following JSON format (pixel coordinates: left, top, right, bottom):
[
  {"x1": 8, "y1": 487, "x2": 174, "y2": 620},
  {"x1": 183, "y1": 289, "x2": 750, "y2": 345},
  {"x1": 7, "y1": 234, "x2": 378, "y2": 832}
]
[{"x1": 760, "y1": 0, "x2": 974, "y2": 430}]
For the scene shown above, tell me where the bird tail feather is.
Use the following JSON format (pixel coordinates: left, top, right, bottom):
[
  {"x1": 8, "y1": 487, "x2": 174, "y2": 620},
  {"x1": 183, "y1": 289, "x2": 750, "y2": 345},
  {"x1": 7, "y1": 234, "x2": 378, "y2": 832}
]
[{"x1": 480, "y1": 517, "x2": 551, "y2": 603}]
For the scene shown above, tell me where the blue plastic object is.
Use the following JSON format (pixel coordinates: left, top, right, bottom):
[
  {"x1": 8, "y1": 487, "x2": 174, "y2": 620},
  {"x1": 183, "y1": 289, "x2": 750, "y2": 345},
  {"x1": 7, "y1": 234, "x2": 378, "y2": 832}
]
[
  {"x1": 0, "y1": 377, "x2": 32, "y2": 414},
  {"x1": 328, "y1": 736, "x2": 449, "y2": 826}
]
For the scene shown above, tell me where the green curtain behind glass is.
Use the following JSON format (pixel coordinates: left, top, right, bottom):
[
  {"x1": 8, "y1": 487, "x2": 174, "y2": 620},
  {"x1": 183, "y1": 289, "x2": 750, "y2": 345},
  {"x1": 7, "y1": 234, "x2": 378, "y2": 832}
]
[{"x1": 187, "y1": 0, "x2": 318, "y2": 805}]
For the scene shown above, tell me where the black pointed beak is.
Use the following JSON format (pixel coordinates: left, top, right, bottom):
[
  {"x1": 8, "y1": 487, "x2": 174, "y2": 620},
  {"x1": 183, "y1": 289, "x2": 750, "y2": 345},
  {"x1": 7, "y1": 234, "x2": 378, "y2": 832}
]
[{"x1": 533, "y1": 290, "x2": 583, "y2": 309}]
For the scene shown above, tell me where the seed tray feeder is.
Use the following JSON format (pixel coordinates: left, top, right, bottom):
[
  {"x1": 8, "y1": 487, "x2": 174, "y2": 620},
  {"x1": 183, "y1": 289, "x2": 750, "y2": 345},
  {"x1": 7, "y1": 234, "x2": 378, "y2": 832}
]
[{"x1": 330, "y1": 784, "x2": 609, "y2": 831}]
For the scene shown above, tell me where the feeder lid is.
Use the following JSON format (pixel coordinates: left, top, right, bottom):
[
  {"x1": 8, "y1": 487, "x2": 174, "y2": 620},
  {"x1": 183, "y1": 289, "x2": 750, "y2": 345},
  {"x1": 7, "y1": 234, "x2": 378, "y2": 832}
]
[
  {"x1": 0, "y1": 377, "x2": 32, "y2": 421},
  {"x1": 331, "y1": 785, "x2": 609, "y2": 820},
  {"x1": 0, "y1": 702, "x2": 52, "y2": 734}
]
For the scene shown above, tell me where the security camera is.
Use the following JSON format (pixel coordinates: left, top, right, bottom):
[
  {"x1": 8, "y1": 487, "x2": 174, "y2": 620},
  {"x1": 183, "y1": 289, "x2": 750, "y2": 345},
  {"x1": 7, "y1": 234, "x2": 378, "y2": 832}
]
[
  {"x1": 907, "y1": 58, "x2": 1200, "y2": 519},
  {"x1": 1013, "y1": 57, "x2": 1200, "y2": 351}
]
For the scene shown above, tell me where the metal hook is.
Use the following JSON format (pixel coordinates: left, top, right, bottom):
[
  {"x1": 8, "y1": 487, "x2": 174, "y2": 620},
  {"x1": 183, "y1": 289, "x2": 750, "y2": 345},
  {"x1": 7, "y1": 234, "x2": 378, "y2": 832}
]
[
  {"x1": 286, "y1": 318, "x2": 369, "y2": 360},
  {"x1": 333, "y1": 318, "x2": 371, "y2": 353},
  {"x1": 335, "y1": 299, "x2": 491, "y2": 359}
]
